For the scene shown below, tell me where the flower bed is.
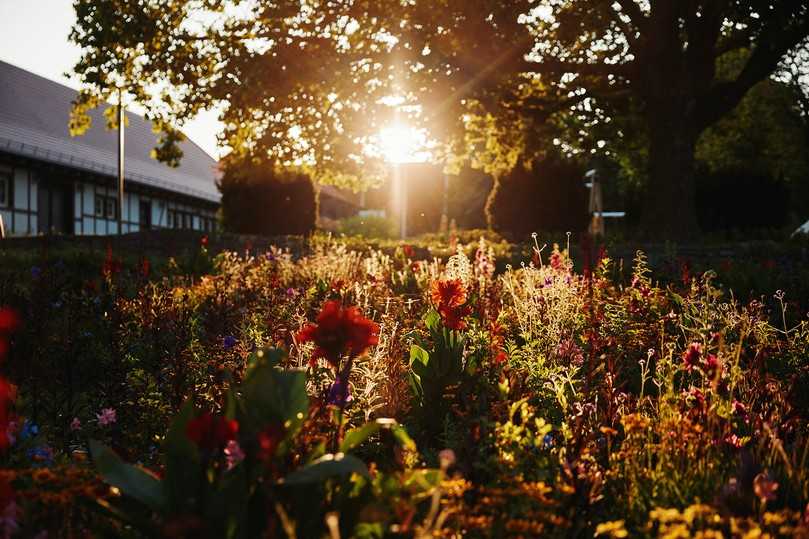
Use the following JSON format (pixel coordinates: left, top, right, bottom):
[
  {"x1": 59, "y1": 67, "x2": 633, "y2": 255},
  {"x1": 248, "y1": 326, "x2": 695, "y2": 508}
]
[{"x1": 0, "y1": 236, "x2": 807, "y2": 537}]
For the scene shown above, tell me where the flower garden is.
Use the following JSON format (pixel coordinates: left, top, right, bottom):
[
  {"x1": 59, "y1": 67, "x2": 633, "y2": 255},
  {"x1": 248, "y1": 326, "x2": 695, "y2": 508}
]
[{"x1": 0, "y1": 234, "x2": 808, "y2": 538}]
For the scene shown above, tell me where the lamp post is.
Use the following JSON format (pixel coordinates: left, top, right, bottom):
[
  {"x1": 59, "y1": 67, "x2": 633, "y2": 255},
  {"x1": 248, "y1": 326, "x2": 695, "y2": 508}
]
[
  {"x1": 396, "y1": 163, "x2": 407, "y2": 239},
  {"x1": 117, "y1": 87, "x2": 125, "y2": 235}
]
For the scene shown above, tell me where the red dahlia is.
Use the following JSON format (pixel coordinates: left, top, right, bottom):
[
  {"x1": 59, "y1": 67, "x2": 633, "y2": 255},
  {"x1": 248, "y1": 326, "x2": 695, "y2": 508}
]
[{"x1": 296, "y1": 301, "x2": 379, "y2": 367}]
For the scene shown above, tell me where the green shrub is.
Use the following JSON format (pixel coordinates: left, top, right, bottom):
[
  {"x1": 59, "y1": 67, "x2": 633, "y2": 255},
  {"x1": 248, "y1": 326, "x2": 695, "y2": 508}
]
[
  {"x1": 336, "y1": 214, "x2": 396, "y2": 239},
  {"x1": 486, "y1": 155, "x2": 588, "y2": 240},
  {"x1": 219, "y1": 163, "x2": 317, "y2": 236}
]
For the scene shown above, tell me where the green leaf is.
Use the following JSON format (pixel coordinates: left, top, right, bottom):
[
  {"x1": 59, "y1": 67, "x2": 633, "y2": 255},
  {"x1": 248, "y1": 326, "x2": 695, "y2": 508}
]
[
  {"x1": 409, "y1": 344, "x2": 430, "y2": 367},
  {"x1": 90, "y1": 440, "x2": 166, "y2": 511},
  {"x1": 242, "y1": 358, "x2": 308, "y2": 432},
  {"x1": 339, "y1": 422, "x2": 380, "y2": 453},
  {"x1": 403, "y1": 469, "x2": 442, "y2": 493},
  {"x1": 282, "y1": 453, "x2": 369, "y2": 486},
  {"x1": 423, "y1": 310, "x2": 441, "y2": 332},
  {"x1": 391, "y1": 425, "x2": 417, "y2": 451},
  {"x1": 162, "y1": 401, "x2": 201, "y2": 512}
]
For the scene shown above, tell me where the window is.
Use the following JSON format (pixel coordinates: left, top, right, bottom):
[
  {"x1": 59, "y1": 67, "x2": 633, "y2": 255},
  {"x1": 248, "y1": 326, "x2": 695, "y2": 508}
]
[
  {"x1": 105, "y1": 197, "x2": 117, "y2": 219},
  {"x1": 0, "y1": 172, "x2": 9, "y2": 208},
  {"x1": 167, "y1": 209, "x2": 175, "y2": 228},
  {"x1": 94, "y1": 194, "x2": 105, "y2": 217}
]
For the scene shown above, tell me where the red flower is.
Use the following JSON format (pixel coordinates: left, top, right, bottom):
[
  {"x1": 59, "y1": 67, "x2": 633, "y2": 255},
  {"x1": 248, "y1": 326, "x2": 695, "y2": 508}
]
[
  {"x1": 0, "y1": 308, "x2": 19, "y2": 334},
  {"x1": 682, "y1": 342, "x2": 701, "y2": 371},
  {"x1": 0, "y1": 378, "x2": 16, "y2": 450},
  {"x1": 257, "y1": 422, "x2": 286, "y2": 461},
  {"x1": 140, "y1": 258, "x2": 151, "y2": 278},
  {"x1": 296, "y1": 301, "x2": 379, "y2": 367},
  {"x1": 102, "y1": 246, "x2": 122, "y2": 277},
  {"x1": 402, "y1": 245, "x2": 415, "y2": 259},
  {"x1": 430, "y1": 280, "x2": 471, "y2": 330},
  {"x1": 439, "y1": 303, "x2": 472, "y2": 330},
  {"x1": 186, "y1": 412, "x2": 239, "y2": 452},
  {"x1": 0, "y1": 307, "x2": 20, "y2": 363}
]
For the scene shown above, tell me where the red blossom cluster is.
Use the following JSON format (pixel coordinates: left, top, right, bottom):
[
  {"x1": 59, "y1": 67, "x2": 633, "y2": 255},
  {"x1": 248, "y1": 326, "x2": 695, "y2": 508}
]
[
  {"x1": 102, "y1": 246, "x2": 122, "y2": 277},
  {"x1": 682, "y1": 342, "x2": 722, "y2": 379},
  {"x1": 0, "y1": 308, "x2": 20, "y2": 361},
  {"x1": 0, "y1": 307, "x2": 19, "y2": 450},
  {"x1": 296, "y1": 301, "x2": 379, "y2": 367},
  {"x1": 186, "y1": 412, "x2": 239, "y2": 452},
  {"x1": 430, "y1": 279, "x2": 472, "y2": 330},
  {"x1": 257, "y1": 423, "x2": 286, "y2": 461}
]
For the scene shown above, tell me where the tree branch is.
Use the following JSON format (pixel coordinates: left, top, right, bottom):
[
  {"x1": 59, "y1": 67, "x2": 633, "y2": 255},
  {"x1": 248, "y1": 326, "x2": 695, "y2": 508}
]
[
  {"x1": 695, "y1": 21, "x2": 809, "y2": 131},
  {"x1": 614, "y1": 0, "x2": 647, "y2": 30}
]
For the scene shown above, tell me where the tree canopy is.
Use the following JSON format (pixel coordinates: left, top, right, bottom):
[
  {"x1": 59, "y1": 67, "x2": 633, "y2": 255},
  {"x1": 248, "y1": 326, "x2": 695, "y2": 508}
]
[{"x1": 70, "y1": 0, "x2": 809, "y2": 237}]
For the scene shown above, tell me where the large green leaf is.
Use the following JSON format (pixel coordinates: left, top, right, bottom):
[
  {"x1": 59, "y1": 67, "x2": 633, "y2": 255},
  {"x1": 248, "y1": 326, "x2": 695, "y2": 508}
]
[
  {"x1": 90, "y1": 440, "x2": 166, "y2": 511},
  {"x1": 162, "y1": 401, "x2": 201, "y2": 512},
  {"x1": 282, "y1": 453, "x2": 369, "y2": 486},
  {"x1": 339, "y1": 422, "x2": 380, "y2": 453},
  {"x1": 242, "y1": 355, "x2": 308, "y2": 432},
  {"x1": 391, "y1": 425, "x2": 417, "y2": 451}
]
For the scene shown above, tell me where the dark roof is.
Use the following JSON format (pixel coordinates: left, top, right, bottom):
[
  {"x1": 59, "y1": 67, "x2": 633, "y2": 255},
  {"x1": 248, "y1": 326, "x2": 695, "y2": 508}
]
[{"x1": 0, "y1": 60, "x2": 220, "y2": 202}]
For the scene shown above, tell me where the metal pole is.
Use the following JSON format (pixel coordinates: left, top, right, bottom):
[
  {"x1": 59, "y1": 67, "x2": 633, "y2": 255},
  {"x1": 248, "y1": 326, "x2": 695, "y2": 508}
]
[
  {"x1": 396, "y1": 163, "x2": 407, "y2": 239},
  {"x1": 117, "y1": 87, "x2": 125, "y2": 235},
  {"x1": 442, "y1": 172, "x2": 448, "y2": 220}
]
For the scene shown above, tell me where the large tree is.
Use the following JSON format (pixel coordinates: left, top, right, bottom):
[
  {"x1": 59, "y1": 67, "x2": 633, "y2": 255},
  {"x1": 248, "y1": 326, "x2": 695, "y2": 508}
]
[{"x1": 70, "y1": 1, "x2": 809, "y2": 238}]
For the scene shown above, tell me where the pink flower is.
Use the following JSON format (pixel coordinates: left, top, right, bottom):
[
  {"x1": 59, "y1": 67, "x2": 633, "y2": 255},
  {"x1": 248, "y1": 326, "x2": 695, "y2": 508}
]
[
  {"x1": 224, "y1": 440, "x2": 245, "y2": 470},
  {"x1": 96, "y1": 408, "x2": 116, "y2": 427},
  {"x1": 439, "y1": 449, "x2": 456, "y2": 470},
  {"x1": 70, "y1": 417, "x2": 81, "y2": 431}
]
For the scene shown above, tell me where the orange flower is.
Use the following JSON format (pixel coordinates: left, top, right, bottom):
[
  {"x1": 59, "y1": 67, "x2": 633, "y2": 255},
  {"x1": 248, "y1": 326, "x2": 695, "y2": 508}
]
[{"x1": 430, "y1": 279, "x2": 467, "y2": 309}]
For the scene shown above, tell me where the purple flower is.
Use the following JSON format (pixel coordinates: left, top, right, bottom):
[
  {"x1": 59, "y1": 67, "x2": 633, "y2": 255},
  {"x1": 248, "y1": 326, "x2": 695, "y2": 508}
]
[
  {"x1": 326, "y1": 375, "x2": 352, "y2": 408},
  {"x1": 97, "y1": 408, "x2": 116, "y2": 427},
  {"x1": 20, "y1": 420, "x2": 38, "y2": 440},
  {"x1": 223, "y1": 335, "x2": 238, "y2": 350},
  {"x1": 30, "y1": 266, "x2": 42, "y2": 279},
  {"x1": 70, "y1": 417, "x2": 81, "y2": 431},
  {"x1": 0, "y1": 501, "x2": 21, "y2": 536},
  {"x1": 286, "y1": 288, "x2": 297, "y2": 297}
]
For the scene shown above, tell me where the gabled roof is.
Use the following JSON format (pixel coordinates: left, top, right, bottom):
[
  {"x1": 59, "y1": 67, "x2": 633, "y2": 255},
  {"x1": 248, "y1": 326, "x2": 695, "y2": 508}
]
[{"x1": 0, "y1": 60, "x2": 220, "y2": 202}]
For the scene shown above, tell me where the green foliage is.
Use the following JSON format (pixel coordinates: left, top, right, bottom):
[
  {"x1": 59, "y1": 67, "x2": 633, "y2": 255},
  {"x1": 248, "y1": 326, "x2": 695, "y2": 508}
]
[
  {"x1": 336, "y1": 215, "x2": 396, "y2": 239},
  {"x1": 408, "y1": 310, "x2": 473, "y2": 436},
  {"x1": 5, "y1": 235, "x2": 809, "y2": 536},
  {"x1": 486, "y1": 155, "x2": 588, "y2": 240},
  {"x1": 69, "y1": 0, "x2": 809, "y2": 238}
]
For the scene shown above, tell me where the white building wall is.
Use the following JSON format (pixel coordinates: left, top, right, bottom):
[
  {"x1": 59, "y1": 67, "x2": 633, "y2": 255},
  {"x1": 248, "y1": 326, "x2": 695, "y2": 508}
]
[{"x1": 1, "y1": 161, "x2": 217, "y2": 236}]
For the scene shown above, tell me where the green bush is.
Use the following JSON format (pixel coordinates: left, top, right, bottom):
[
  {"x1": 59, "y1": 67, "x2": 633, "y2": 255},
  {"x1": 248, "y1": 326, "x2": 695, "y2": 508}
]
[
  {"x1": 486, "y1": 155, "x2": 588, "y2": 240},
  {"x1": 219, "y1": 164, "x2": 317, "y2": 236},
  {"x1": 336, "y1": 214, "x2": 396, "y2": 239}
]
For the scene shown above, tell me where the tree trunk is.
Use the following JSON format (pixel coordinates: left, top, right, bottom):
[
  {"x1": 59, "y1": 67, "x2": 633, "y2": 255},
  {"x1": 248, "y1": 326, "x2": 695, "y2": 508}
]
[{"x1": 640, "y1": 104, "x2": 701, "y2": 240}]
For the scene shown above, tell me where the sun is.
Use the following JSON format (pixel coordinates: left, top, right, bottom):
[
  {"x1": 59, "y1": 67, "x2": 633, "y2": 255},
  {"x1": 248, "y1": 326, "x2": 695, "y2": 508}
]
[{"x1": 378, "y1": 124, "x2": 429, "y2": 164}]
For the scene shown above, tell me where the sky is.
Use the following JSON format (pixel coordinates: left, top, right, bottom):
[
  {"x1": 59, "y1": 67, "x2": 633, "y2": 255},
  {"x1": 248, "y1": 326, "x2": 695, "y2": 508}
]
[{"x1": 0, "y1": 0, "x2": 223, "y2": 159}]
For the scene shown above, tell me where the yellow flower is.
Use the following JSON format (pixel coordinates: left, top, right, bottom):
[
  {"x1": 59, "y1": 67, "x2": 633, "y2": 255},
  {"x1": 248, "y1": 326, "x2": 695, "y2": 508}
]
[{"x1": 595, "y1": 520, "x2": 628, "y2": 538}]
